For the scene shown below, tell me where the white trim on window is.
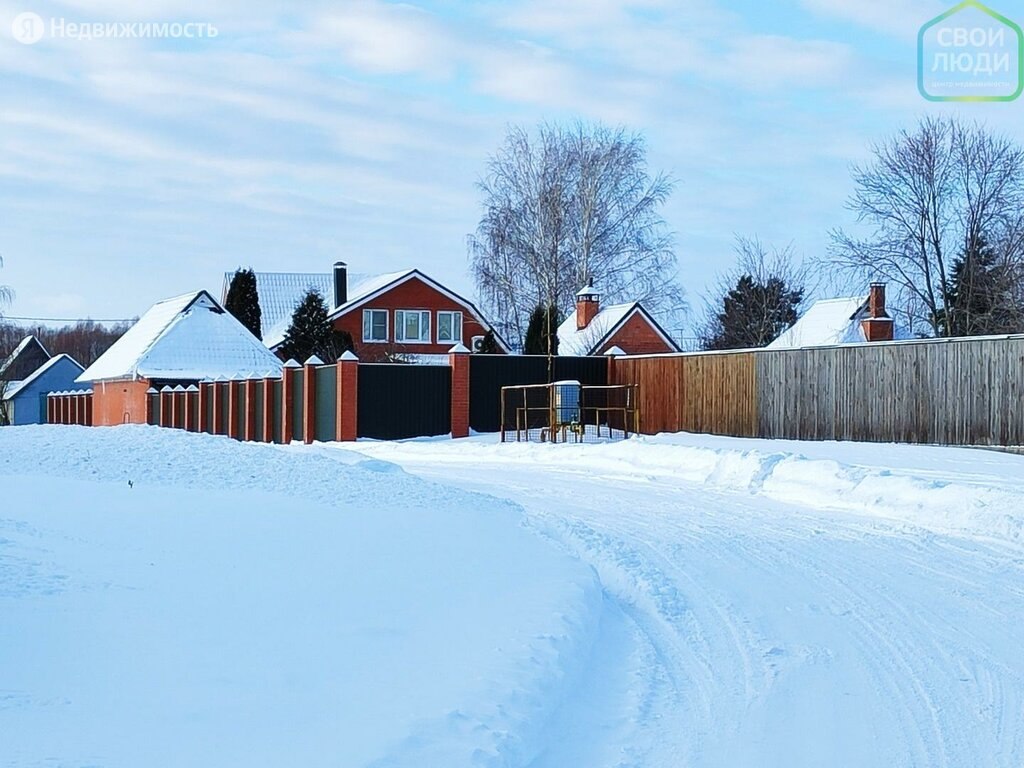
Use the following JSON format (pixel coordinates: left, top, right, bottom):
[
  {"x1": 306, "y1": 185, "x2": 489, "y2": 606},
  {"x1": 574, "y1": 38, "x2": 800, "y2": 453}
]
[
  {"x1": 395, "y1": 309, "x2": 431, "y2": 344},
  {"x1": 436, "y1": 310, "x2": 463, "y2": 344},
  {"x1": 362, "y1": 308, "x2": 388, "y2": 343}
]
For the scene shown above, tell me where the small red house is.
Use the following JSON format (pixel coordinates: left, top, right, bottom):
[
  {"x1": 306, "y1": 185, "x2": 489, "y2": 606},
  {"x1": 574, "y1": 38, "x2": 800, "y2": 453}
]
[
  {"x1": 236, "y1": 263, "x2": 509, "y2": 361},
  {"x1": 557, "y1": 281, "x2": 680, "y2": 356}
]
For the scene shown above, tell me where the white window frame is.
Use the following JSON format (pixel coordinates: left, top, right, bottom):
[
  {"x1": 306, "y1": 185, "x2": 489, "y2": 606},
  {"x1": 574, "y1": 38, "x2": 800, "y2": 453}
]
[
  {"x1": 395, "y1": 310, "x2": 431, "y2": 344},
  {"x1": 362, "y1": 309, "x2": 389, "y2": 343},
  {"x1": 436, "y1": 310, "x2": 463, "y2": 344}
]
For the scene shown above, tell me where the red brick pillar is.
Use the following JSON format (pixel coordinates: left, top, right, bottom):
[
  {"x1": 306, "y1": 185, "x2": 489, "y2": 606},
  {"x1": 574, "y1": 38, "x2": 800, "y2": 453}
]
[
  {"x1": 303, "y1": 356, "x2": 322, "y2": 445},
  {"x1": 262, "y1": 375, "x2": 276, "y2": 443},
  {"x1": 449, "y1": 344, "x2": 470, "y2": 439},
  {"x1": 211, "y1": 380, "x2": 224, "y2": 435},
  {"x1": 244, "y1": 377, "x2": 258, "y2": 441},
  {"x1": 45, "y1": 395, "x2": 53, "y2": 424},
  {"x1": 281, "y1": 359, "x2": 300, "y2": 444},
  {"x1": 227, "y1": 379, "x2": 241, "y2": 440},
  {"x1": 159, "y1": 387, "x2": 172, "y2": 427},
  {"x1": 59, "y1": 394, "x2": 67, "y2": 424},
  {"x1": 184, "y1": 386, "x2": 198, "y2": 431},
  {"x1": 336, "y1": 352, "x2": 359, "y2": 442}
]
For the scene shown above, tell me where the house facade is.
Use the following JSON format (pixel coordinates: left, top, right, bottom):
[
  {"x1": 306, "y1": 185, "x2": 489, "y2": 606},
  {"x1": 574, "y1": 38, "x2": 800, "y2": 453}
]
[
  {"x1": 78, "y1": 290, "x2": 282, "y2": 425},
  {"x1": 229, "y1": 263, "x2": 508, "y2": 362},
  {"x1": 557, "y1": 281, "x2": 680, "y2": 356},
  {"x1": 0, "y1": 335, "x2": 51, "y2": 383},
  {"x1": 2, "y1": 354, "x2": 84, "y2": 425}
]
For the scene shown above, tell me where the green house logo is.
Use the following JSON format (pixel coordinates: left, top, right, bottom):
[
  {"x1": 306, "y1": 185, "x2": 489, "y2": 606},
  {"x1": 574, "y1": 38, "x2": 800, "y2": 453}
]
[{"x1": 918, "y1": 0, "x2": 1023, "y2": 102}]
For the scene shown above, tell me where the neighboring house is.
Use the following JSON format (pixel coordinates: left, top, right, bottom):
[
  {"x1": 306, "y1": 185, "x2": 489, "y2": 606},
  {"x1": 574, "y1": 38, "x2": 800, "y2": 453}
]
[
  {"x1": 2, "y1": 354, "x2": 84, "y2": 425},
  {"x1": 226, "y1": 262, "x2": 508, "y2": 361},
  {"x1": 557, "y1": 280, "x2": 680, "y2": 356},
  {"x1": 77, "y1": 290, "x2": 283, "y2": 425},
  {"x1": 0, "y1": 335, "x2": 51, "y2": 384},
  {"x1": 768, "y1": 283, "x2": 909, "y2": 350}
]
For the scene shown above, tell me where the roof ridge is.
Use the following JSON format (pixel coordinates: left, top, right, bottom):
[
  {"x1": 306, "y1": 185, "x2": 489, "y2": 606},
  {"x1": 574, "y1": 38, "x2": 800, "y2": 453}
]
[{"x1": 130, "y1": 291, "x2": 208, "y2": 377}]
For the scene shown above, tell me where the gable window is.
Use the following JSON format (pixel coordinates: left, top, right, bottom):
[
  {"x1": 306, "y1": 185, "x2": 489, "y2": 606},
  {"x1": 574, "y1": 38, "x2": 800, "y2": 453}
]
[
  {"x1": 395, "y1": 310, "x2": 431, "y2": 343},
  {"x1": 437, "y1": 311, "x2": 463, "y2": 344},
  {"x1": 362, "y1": 309, "x2": 388, "y2": 342}
]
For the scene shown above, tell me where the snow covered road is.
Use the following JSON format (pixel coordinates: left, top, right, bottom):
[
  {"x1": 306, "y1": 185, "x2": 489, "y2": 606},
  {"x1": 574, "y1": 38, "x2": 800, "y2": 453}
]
[{"x1": 349, "y1": 435, "x2": 1024, "y2": 767}]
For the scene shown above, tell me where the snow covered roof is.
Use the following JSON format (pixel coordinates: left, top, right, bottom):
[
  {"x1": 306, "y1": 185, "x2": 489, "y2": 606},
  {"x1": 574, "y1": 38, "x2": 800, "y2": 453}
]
[
  {"x1": 235, "y1": 269, "x2": 406, "y2": 350},
  {"x1": 3, "y1": 354, "x2": 83, "y2": 400},
  {"x1": 223, "y1": 271, "x2": 334, "y2": 348},
  {"x1": 0, "y1": 335, "x2": 50, "y2": 379},
  {"x1": 767, "y1": 296, "x2": 912, "y2": 350},
  {"x1": 558, "y1": 302, "x2": 678, "y2": 356},
  {"x1": 77, "y1": 291, "x2": 282, "y2": 383}
]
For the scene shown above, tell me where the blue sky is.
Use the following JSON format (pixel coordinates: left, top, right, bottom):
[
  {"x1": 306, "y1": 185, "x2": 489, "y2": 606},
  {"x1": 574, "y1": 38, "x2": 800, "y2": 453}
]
[{"x1": 1, "y1": 0, "x2": 1023, "y2": 335}]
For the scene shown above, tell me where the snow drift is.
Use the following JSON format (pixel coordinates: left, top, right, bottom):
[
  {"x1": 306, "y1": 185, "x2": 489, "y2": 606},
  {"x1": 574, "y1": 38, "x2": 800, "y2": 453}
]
[{"x1": 0, "y1": 426, "x2": 604, "y2": 767}]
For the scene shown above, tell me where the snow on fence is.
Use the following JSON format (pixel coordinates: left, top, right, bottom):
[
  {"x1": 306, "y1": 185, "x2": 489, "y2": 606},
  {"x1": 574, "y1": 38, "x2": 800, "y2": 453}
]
[{"x1": 610, "y1": 334, "x2": 1024, "y2": 446}]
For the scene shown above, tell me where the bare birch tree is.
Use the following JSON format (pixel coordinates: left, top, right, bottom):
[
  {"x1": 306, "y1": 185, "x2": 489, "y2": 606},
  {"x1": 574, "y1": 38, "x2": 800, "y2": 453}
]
[
  {"x1": 826, "y1": 116, "x2": 1024, "y2": 336},
  {"x1": 469, "y1": 122, "x2": 685, "y2": 347}
]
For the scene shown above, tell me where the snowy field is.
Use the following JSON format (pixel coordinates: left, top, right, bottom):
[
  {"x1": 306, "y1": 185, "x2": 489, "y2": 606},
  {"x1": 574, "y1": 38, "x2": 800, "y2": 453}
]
[{"x1": 3, "y1": 426, "x2": 1024, "y2": 766}]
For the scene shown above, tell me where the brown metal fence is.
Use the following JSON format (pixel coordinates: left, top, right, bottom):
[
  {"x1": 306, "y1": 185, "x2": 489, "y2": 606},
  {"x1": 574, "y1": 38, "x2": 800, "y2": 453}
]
[{"x1": 611, "y1": 335, "x2": 1024, "y2": 446}]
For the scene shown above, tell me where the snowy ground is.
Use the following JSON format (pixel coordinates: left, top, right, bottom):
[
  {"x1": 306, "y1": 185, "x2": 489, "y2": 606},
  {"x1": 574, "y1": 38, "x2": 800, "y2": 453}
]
[{"x1": 3, "y1": 426, "x2": 1024, "y2": 766}]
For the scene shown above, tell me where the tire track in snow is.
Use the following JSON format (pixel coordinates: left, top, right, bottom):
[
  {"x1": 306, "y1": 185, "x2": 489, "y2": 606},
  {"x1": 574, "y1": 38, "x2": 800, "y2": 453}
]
[{"x1": 339, "y1": 441, "x2": 1024, "y2": 767}]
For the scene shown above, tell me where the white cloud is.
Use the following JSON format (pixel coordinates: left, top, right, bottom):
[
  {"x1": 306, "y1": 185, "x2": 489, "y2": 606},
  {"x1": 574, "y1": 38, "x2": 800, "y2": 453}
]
[{"x1": 800, "y1": 0, "x2": 945, "y2": 39}]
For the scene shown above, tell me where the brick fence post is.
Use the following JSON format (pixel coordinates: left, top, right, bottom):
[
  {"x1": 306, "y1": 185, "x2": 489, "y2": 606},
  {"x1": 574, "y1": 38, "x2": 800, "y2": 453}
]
[
  {"x1": 336, "y1": 351, "x2": 359, "y2": 442},
  {"x1": 262, "y1": 372, "x2": 277, "y2": 443},
  {"x1": 184, "y1": 385, "x2": 198, "y2": 431},
  {"x1": 281, "y1": 359, "x2": 300, "y2": 444},
  {"x1": 303, "y1": 356, "x2": 322, "y2": 445},
  {"x1": 449, "y1": 343, "x2": 470, "y2": 439}
]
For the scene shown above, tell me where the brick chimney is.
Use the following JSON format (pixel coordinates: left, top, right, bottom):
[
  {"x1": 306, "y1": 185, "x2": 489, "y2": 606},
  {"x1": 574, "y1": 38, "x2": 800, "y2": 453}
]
[
  {"x1": 333, "y1": 262, "x2": 348, "y2": 308},
  {"x1": 860, "y1": 282, "x2": 894, "y2": 342},
  {"x1": 576, "y1": 278, "x2": 600, "y2": 330}
]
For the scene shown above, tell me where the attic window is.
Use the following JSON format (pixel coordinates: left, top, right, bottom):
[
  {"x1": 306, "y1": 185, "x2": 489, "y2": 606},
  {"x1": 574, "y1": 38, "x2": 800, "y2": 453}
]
[
  {"x1": 363, "y1": 309, "x2": 388, "y2": 342},
  {"x1": 395, "y1": 310, "x2": 430, "y2": 344}
]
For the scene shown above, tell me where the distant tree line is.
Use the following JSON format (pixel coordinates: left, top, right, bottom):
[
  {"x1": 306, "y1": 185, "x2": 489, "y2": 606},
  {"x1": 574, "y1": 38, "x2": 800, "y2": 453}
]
[{"x1": 0, "y1": 319, "x2": 132, "y2": 368}]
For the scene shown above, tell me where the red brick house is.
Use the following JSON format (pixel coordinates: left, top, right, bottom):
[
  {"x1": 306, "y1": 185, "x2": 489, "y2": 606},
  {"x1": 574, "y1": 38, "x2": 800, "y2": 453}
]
[
  {"x1": 557, "y1": 281, "x2": 680, "y2": 356},
  {"x1": 233, "y1": 263, "x2": 509, "y2": 361}
]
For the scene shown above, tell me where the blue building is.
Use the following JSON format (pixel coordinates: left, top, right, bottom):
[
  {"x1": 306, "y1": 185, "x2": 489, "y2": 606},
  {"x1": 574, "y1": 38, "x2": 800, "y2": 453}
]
[{"x1": 2, "y1": 354, "x2": 85, "y2": 425}]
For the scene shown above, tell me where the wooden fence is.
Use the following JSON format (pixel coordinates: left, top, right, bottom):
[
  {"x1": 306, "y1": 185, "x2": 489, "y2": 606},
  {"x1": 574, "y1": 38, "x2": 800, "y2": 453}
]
[{"x1": 611, "y1": 335, "x2": 1024, "y2": 446}]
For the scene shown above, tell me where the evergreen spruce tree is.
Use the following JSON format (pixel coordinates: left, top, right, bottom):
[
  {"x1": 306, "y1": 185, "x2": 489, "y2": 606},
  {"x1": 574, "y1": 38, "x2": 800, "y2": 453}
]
[
  {"x1": 279, "y1": 289, "x2": 335, "y2": 362},
  {"x1": 477, "y1": 329, "x2": 501, "y2": 354},
  {"x1": 702, "y1": 275, "x2": 803, "y2": 350},
  {"x1": 225, "y1": 268, "x2": 263, "y2": 340},
  {"x1": 937, "y1": 237, "x2": 1013, "y2": 336},
  {"x1": 523, "y1": 303, "x2": 560, "y2": 355}
]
